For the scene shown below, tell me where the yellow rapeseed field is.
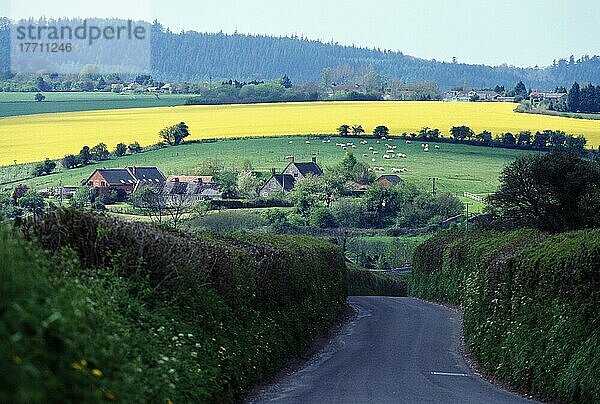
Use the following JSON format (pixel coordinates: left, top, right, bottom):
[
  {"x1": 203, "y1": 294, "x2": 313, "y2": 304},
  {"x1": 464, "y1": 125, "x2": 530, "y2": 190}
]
[{"x1": 1, "y1": 101, "x2": 599, "y2": 165}]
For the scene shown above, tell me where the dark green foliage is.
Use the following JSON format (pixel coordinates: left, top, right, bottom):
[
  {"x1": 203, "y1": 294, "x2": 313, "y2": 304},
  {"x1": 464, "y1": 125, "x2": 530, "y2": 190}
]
[
  {"x1": 489, "y1": 152, "x2": 600, "y2": 231},
  {"x1": 309, "y1": 206, "x2": 338, "y2": 228},
  {"x1": 411, "y1": 228, "x2": 600, "y2": 403},
  {"x1": 113, "y1": 143, "x2": 127, "y2": 157},
  {"x1": 159, "y1": 122, "x2": 191, "y2": 146},
  {"x1": 6, "y1": 209, "x2": 347, "y2": 402},
  {"x1": 34, "y1": 92, "x2": 45, "y2": 102},
  {"x1": 31, "y1": 158, "x2": 56, "y2": 177},
  {"x1": 346, "y1": 264, "x2": 407, "y2": 296},
  {"x1": 373, "y1": 125, "x2": 389, "y2": 138}
]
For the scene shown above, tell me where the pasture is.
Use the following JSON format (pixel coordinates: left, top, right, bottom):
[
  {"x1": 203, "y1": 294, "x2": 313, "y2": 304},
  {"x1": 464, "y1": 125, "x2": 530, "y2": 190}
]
[
  {"x1": 15, "y1": 136, "x2": 530, "y2": 196},
  {"x1": 0, "y1": 91, "x2": 189, "y2": 118},
  {"x1": 0, "y1": 101, "x2": 599, "y2": 166}
]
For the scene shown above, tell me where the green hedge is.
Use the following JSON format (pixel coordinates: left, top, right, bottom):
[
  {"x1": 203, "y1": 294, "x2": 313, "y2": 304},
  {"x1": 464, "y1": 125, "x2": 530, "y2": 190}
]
[
  {"x1": 411, "y1": 228, "x2": 600, "y2": 403},
  {"x1": 2, "y1": 209, "x2": 347, "y2": 402},
  {"x1": 346, "y1": 264, "x2": 407, "y2": 296}
]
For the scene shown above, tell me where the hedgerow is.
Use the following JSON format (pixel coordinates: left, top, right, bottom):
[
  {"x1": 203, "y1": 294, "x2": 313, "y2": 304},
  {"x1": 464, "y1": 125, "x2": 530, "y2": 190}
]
[
  {"x1": 2, "y1": 209, "x2": 347, "y2": 402},
  {"x1": 411, "y1": 228, "x2": 600, "y2": 403}
]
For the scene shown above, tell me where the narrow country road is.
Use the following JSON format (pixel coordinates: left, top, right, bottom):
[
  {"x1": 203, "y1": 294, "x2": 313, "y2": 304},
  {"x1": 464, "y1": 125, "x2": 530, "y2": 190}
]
[{"x1": 249, "y1": 297, "x2": 536, "y2": 404}]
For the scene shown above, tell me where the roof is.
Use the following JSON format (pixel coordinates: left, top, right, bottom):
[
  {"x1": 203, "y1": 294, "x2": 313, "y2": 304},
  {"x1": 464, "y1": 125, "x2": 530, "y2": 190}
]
[
  {"x1": 166, "y1": 175, "x2": 214, "y2": 184},
  {"x1": 90, "y1": 169, "x2": 137, "y2": 186},
  {"x1": 127, "y1": 167, "x2": 166, "y2": 183},
  {"x1": 377, "y1": 174, "x2": 404, "y2": 185},
  {"x1": 268, "y1": 174, "x2": 296, "y2": 192},
  {"x1": 290, "y1": 162, "x2": 323, "y2": 177}
]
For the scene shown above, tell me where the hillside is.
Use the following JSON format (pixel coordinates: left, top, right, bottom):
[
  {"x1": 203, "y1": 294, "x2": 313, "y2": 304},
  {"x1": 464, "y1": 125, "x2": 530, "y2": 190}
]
[{"x1": 2, "y1": 18, "x2": 600, "y2": 88}]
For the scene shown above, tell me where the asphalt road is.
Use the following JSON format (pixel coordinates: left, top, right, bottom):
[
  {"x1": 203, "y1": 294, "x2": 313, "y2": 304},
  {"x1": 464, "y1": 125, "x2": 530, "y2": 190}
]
[{"x1": 249, "y1": 297, "x2": 536, "y2": 404}]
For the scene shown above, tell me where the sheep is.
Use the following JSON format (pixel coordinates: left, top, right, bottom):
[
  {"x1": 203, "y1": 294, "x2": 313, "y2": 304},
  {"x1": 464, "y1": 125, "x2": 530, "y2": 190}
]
[
  {"x1": 369, "y1": 146, "x2": 375, "y2": 151},
  {"x1": 383, "y1": 154, "x2": 391, "y2": 159},
  {"x1": 372, "y1": 158, "x2": 376, "y2": 162},
  {"x1": 289, "y1": 140, "x2": 293, "y2": 144},
  {"x1": 406, "y1": 140, "x2": 412, "y2": 144},
  {"x1": 352, "y1": 145, "x2": 357, "y2": 148},
  {"x1": 372, "y1": 151, "x2": 379, "y2": 154},
  {"x1": 424, "y1": 147, "x2": 430, "y2": 152},
  {"x1": 435, "y1": 145, "x2": 440, "y2": 149},
  {"x1": 376, "y1": 140, "x2": 381, "y2": 144},
  {"x1": 346, "y1": 142, "x2": 353, "y2": 146},
  {"x1": 391, "y1": 168, "x2": 402, "y2": 173},
  {"x1": 386, "y1": 149, "x2": 395, "y2": 154},
  {"x1": 285, "y1": 155, "x2": 294, "y2": 159},
  {"x1": 305, "y1": 140, "x2": 311, "y2": 144},
  {"x1": 363, "y1": 153, "x2": 368, "y2": 157}
]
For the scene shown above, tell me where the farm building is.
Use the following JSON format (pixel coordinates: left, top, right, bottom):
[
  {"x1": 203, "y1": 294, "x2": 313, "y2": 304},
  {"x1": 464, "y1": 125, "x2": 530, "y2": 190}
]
[
  {"x1": 84, "y1": 166, "x2": 165, "y2": 194},
  {"x1": 376, "y1": 174, "x2": 404, "y2": 187},
  {"x1": 162, "y1": 175, "x2": 222, "y2": 201},
  {"x1": 259, "y1": 156, "x2": 323, "y2": 197}
]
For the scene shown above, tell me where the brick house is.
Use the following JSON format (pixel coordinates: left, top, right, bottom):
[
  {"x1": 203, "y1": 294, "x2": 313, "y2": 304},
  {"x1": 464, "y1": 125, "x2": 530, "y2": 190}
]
[{"x1": 83, "y1": 166, "x2": 165, "y2": 194}]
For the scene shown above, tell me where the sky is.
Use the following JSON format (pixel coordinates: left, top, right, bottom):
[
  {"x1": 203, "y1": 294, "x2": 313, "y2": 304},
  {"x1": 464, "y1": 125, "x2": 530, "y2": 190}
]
[{"x1": 2, "y1": 0, "x2": 598, "y2": 67}]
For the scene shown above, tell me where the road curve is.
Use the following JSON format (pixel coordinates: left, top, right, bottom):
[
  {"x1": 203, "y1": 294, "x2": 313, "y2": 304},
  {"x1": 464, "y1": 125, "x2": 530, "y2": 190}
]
[{"x1": 249, "y1": 297, "x2": 535, "y2": 404}]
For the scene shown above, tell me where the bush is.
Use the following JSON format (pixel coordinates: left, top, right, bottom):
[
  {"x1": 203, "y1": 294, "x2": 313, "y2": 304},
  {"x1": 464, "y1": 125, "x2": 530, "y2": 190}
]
[
  {"x1": 309, "y1": 207, "x2": 337, "y2": 228},
  {"x1": 411, "y1": 228, "x2": 600, "y2": 403},
  {"x1": 8, "y1": 209, "x2": 347, "y2": 402},
  {"x1": 346, "y1": 264, "x2": 407, "y2": 296}
]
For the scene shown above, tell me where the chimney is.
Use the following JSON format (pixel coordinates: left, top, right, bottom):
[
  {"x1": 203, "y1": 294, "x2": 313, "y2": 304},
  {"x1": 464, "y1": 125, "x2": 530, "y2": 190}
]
[
  {"x1": 312, "y1": 155, "x2": 317, "y2": 164},
  {"x1": 288, "y1": 156, "x2": 295, "y2": 163},
  {"x1": 271, "y1": 167, "x2": 276, "y2": 175}
]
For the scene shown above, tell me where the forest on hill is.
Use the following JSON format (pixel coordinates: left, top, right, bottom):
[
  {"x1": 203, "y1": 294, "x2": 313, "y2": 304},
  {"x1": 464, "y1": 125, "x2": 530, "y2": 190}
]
[{"x1": 2, "y1": 18, "x2": 600, "y2": 88}]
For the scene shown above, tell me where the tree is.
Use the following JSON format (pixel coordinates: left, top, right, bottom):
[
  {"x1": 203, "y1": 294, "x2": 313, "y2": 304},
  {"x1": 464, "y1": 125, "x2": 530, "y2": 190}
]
[
  {"x1": 130, "y1": 187, "x2": 166, "y2": 224},
  {"x1": 280, "y1": 74, "x2": 292, "y2": 88},
  {"x1": 71, "y1": 186, "x2": 91, "y2": 209},
  {"x1": 34, "y1": 92, "x2": 45, "y2": 102},
  {"x1": 309, "y1": 207, "x2": 337, "y2": 228},
  {"x1": 450, "y1": 126, "x2": 474, "y2": 141},
  {"x1": 501, "y1": 132, "x2": 516, "y2": 146},
  {"x1": 340, "y1": 152, "x2": 357, "y2": 174},
  {"x1": 159, "y1": 122, "x2": 191, "y2": 145},
  {"x1": 78, "y1": 146, "x2": 92, "y2": 165},
  {"x1": 351, "y1": 125, "x2": 365, "y2": 136},
  {"x1": 35, "y1": 76, "x2": 51, "y2": 91},
  {"x1": 373, "y1": 125, "x2": 389, "y2": 138},
  {"x1": 32, "y1": 158, "x2": 56, "y2": 177},
  {"x1": 513, "y1": 81, "x2": 527, "y2": 99},
  {"x1": 337, "y1": 124, "x2": 350, "y2": 136},
  {"x1": 17, "y1": 190, "x2": 45, "y2": 219},
  {"x1": 128, "y1": 141, "x2": 143, "y2": 154},
  {"x1": 62, "y1": 154, "x2": 79, "y2": 169},
  {"x1": 567, "y1": 82, "x2": 581, "y2": 112},
  {"x1": 476, "y1": 130, "x2": 493, "y2": 145},
  {"x1": 236, "y1": 170, "x2": 259, "y2": 198},
  {"x1": 516, "y1": 131, "x2": 532, "y2": 146},
  {"x1": 113, "y1": 143, "x2": 127, "y2": 157},
  {"x1": 489, "y1": 152, "x2": 600, "y2": 231},
  {"x1": 214, "y1": 171, "x2": 238, "y2": 198},
  {"x1": 90, "y1": 143, "x2": 110, "y2": 161}
]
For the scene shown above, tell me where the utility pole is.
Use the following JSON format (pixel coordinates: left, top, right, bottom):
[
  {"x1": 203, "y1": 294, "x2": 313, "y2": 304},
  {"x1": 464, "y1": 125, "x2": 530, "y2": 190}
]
[{"x1": 428, "y1": 177, "x2": 439, "y2": 196}]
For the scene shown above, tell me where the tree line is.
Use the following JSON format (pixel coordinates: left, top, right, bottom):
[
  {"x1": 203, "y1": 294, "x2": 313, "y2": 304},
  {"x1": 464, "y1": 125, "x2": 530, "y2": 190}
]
[{"x1": 3, "y1": 17, "x2": 600, "y2": 89}]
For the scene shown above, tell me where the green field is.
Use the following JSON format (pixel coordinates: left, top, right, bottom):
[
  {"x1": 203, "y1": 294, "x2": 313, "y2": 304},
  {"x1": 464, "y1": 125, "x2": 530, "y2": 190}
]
[
  {"x1": 11, "y1": 136, "x2": 531, "y2": 195},
  {"x1": 0, "y1": 91, "x2": 189, "y2": 117}
]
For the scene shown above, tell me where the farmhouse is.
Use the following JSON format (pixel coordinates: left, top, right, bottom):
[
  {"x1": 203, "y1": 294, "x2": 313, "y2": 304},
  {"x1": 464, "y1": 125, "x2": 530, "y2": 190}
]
[
  {"x1": 259, "y1": 156, "x2": 323, "y2": 197},
  {"x1": 162, "y1": 175, "x2": 222, "y2": 201},
  {"x1": 84, "y1": 166, "x2": 165, "y2": 194},
  {"x1": 376, "y1": 174, "x2": 404, "y2": 187}
]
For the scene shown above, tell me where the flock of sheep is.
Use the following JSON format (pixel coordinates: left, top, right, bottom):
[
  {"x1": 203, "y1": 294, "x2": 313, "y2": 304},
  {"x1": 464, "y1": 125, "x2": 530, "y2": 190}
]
[{"x1": 286, "y1": 136, "x2": 441, "y2": 174}]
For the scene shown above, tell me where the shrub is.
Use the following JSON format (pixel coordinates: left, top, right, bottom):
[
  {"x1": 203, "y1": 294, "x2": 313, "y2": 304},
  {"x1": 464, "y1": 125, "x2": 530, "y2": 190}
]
[
  {"x1": 412, "y1": 228, "x2": 600, "y2": 403},
  {"x1": 10, "y1": 209, "x2": 347, "y2": 401}
]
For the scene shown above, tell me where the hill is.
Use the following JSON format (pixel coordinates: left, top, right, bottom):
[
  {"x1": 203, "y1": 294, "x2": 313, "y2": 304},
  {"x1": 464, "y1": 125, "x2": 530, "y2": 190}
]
[{"x1": 2, "y1": 18, "x2": 600, "y2": 88}]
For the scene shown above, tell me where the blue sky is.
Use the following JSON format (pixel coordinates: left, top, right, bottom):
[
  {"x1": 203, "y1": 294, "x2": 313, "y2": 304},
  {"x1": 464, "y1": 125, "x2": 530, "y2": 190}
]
[{"x1": 3, "y1": 0, "x2": 598, "y2": 67}]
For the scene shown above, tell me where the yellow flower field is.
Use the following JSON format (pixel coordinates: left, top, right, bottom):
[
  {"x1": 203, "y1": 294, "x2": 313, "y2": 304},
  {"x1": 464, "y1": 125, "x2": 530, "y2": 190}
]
[{"x1": 1, "y1": 101, "x2": 599, "y2": 165}]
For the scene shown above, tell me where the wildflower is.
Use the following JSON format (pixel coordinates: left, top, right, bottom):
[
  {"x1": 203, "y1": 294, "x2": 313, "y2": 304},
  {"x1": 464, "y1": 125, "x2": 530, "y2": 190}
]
[
  {"x1": 167, "y1": 399, "x2": 173, "y2": 404},
  {"x1": 191, "y1": 352, "x2": 197, "y2": 358},
  {"x1": 178, "y1": 333, "x2": 184, "y2": 337},
  {"x1": 105, "y1": 392, "x2": 115, "y2": 400},
  {"x1": 13, "y1": 356, "x2": 22, "y2": 365},
  {"x1": 91, "y1": 369, "x2": 103, "y2": 377},
  {"x1": 168, "y1": 368, "x2": 175, "y2": 374},
  {"x1": 171, "y1": 336, "x2": 178, "y2": 341},
  {"x1": 195, "y1": 343, "x2": 201, "y2": 348},
  {"x1": 187, "y1": 333, "x2": 193, "y2": 338}
]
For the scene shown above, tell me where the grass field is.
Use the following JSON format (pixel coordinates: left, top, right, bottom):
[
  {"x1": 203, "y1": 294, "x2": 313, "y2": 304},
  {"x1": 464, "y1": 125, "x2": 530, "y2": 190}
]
[
  {"x1": 14, "y1": 137, "x2": 530, "y2": 195},
  {"x1": 0, "y1": 101, "x2": 598, "y2": 166},
  {"x1": 0, "y1": 91, "x2": 189, "y2": 118}
]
